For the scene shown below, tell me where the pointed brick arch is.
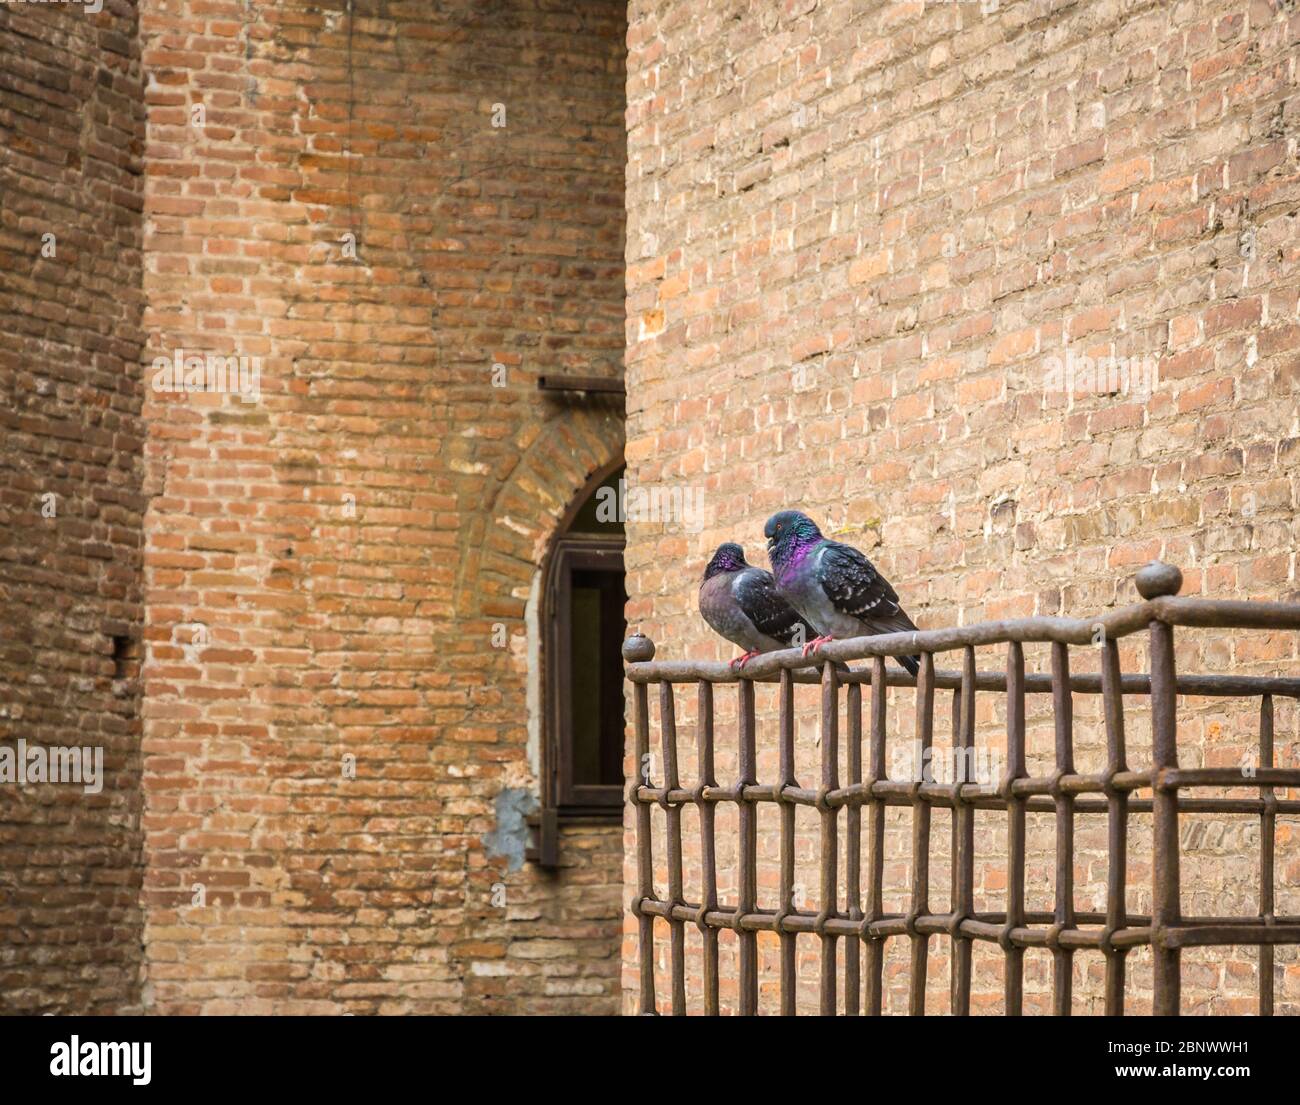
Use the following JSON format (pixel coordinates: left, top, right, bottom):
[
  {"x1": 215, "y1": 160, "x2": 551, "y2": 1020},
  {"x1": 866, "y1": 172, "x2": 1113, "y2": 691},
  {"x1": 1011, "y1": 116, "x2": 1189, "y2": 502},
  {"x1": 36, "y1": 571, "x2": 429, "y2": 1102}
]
[{"x1": 452, "y1": 405, "x2": 624, "y2": 621}]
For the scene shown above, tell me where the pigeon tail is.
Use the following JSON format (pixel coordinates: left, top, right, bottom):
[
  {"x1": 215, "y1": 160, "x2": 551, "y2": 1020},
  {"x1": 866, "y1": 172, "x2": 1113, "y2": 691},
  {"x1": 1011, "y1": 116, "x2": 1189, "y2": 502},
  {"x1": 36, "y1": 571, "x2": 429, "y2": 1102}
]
[{"x1": 864, "y1": 610, "x2": 921, "y2": 677}]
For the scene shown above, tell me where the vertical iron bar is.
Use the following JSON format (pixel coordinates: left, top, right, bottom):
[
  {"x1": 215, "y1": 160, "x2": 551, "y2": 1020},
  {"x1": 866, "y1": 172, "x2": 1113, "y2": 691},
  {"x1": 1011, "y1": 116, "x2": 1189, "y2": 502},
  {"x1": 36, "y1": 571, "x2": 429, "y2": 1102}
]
[
  {"x1": 697, "y1": 680, "x2": 719, "y2": 1016},
  {"x1": 909, "y1": 652, "x2": 934, "y2": 1015},
  {"x1": 660, "y1": 683, "x2": 685, "y2": 1015},
  {"x1": 846, "y1": 681, "x2": 863, "y2": 1015},
  {"x1": 952, "y1": 646, "x2": 976, "y2": 1016},
  {"x1": 1051, "y1": 641, "x2": 1075, "y2": 1016},
  {"x1": 1100, "y1": 636, "x2": 1129, "y2": 1016},
  {"x1": 737, "y1": 678, "x2": 758, "y2": 1015},
  {"x1": 778, "y1": 669, "x2": 797, "y2": 1015},
  {"x1": 948, "y1": 684, "x2": 960, "y2": 958},
  {"x1": 865, "y1": 656, "x2": 887, "y2": 1015},
  {"x1": 1004, "y1": 641, "x2": 1026, "y2": 1016},
  {"x1": 634, "y1": 679, "x2": 655, "y2": 1014},
  {"x1": 1150, "y1": 619, "x2": 1181, "y2": 1015},
  {"x1": 820, "y1": 660, "x2": 840, "y2": 1015},
  {"x1": 1259, "y1": 694, "x2": 1275, "y2": 1017}
]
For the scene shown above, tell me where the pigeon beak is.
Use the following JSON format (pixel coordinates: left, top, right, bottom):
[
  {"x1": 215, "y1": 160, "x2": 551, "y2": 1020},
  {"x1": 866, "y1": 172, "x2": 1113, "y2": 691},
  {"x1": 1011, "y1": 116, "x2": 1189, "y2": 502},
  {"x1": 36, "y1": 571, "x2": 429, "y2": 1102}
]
[{"x1": 765, "y1": 535, "x2": 776, "y2": 551}]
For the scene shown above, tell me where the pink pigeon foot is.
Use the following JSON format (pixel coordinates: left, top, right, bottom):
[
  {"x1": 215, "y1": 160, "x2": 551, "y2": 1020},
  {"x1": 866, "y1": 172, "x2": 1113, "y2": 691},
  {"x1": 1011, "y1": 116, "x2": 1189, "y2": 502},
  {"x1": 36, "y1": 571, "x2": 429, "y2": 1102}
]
[
  {"x1": 730, "y1": 650, "x2": 761, "y2": 671},
  {"x1": 801, "y1": 634, "x2": 834, "y2": 658}
]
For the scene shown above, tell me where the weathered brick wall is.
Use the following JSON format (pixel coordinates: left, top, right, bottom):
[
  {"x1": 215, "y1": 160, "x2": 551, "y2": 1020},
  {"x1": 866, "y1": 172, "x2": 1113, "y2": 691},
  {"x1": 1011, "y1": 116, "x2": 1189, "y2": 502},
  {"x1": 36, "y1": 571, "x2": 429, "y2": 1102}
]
[
  {"x1": 0, "y1": 2, "x2": 146, "y2": 1013},
  {"x1": 623, "y1": 0, "x2": 1300, "y2": 1014},
  {"x1": 139, "y1": 0, "x2": 625, "y2": 1013}
]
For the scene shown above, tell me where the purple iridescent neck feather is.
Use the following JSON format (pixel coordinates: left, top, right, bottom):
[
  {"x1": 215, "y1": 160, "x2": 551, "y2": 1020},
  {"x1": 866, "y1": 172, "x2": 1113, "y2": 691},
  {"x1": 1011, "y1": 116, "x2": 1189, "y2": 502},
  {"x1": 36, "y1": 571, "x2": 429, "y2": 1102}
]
[{"x1": 771, "y1": 529, "x2": 821, "y2": 585}]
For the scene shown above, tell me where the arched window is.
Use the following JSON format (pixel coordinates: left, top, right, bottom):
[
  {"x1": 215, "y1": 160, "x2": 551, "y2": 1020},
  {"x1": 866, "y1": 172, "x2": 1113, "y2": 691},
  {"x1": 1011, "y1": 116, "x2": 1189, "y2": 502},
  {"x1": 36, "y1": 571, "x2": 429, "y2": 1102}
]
[{"x1": 531, "y1": 462, "x2": 627, "y2": 866}]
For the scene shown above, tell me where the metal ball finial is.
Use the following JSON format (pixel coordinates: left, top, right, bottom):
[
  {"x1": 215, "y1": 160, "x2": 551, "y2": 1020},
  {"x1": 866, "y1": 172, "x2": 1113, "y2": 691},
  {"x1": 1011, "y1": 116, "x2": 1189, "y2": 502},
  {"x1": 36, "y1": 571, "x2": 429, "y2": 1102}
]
[
  {"x1": 1135, "y1": 560, "x2": 1183, "y2": 599},
  {"x1": 622, "y1": 633, "x2": 655, "y2": 663}
]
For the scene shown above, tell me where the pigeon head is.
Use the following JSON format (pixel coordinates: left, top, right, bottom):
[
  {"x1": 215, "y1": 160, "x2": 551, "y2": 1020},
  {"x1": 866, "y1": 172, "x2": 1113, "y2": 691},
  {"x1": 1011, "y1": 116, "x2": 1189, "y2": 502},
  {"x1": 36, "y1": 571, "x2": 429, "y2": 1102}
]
[
  {"x1": 703, "y1": 542, "x2": 748, "y2": 580},
  {"x1": 763, "y1": 510, "x2": 822, "y2": 555}
]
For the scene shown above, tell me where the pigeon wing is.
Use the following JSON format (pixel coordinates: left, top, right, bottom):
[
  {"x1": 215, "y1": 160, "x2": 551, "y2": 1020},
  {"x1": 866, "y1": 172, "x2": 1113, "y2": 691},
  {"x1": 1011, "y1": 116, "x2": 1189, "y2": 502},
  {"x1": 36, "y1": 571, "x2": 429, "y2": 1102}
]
[
  {"x1": 734, "y1": 568, "x2": 817, "y2": 647},
  {"x1": 816, "y1": 541, "x2": 907, "y2": 623}
]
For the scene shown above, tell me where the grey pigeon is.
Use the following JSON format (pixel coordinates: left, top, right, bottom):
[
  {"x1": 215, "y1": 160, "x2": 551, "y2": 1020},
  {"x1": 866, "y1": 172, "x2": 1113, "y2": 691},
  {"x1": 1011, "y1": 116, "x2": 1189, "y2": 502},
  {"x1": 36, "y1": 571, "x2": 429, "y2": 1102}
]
[
  {"x1": 764, "y1": 510, "x2": 921, "y2": 676},
  {"x1": 699, "y1": 542, "x2": 823, "y2": 669}
]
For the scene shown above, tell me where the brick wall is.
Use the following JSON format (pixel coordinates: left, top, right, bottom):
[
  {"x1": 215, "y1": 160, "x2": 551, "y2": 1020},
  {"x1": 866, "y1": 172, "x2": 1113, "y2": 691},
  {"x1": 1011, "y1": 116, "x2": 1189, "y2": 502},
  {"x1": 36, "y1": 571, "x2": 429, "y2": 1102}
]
[
  {"x1": 138, "y1": 0, "x2": 626, "y2": 1013},
  {"x1": 0, "y1": 2, "x2": 146, "y2": 1013},
  {"x1": 623, "y1": 0, "x2": 1300, "y2": 1014}
]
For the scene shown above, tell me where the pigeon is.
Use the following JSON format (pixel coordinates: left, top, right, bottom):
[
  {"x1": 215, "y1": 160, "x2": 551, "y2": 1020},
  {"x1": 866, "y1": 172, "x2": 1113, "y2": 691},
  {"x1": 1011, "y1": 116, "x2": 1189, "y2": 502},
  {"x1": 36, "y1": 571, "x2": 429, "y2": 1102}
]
[
  {"x1": 764, "y1": 510, "x2": 921, "y2": 676},
  {"x1": 698, "y1": 542, "x2": 825, "y2": 670}
]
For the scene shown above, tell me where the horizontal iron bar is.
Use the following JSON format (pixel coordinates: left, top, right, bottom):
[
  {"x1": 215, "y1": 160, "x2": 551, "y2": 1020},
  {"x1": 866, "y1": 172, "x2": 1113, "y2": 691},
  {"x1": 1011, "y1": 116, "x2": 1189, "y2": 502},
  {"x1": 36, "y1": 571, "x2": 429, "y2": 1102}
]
[
  {"x1": 628, "y1": 594, "x2": 1300, "y2": 684},
  {"x1": 634, "y1": 784, "x2": 1300, "y2": 816},
  {"x1": 629, "y1": 662, "x2": 1300, "y2": 698},
  {"x1": 632, "y1": 900, "x2": 1300, "y2": 949},
  {"x1": 1161, "y1": 767, "x2": 1300, "y2": 787}
]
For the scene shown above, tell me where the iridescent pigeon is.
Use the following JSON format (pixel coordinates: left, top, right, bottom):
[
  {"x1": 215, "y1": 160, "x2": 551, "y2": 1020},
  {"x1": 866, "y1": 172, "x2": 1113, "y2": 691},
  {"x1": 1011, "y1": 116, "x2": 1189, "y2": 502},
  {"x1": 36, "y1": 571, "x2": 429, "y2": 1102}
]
[
  {"x1": 764, "y1": 510, "x2": 921, "y2": 676},
  {"x1": 699, "y1": 542, "x2": 823, "y2": 670}
]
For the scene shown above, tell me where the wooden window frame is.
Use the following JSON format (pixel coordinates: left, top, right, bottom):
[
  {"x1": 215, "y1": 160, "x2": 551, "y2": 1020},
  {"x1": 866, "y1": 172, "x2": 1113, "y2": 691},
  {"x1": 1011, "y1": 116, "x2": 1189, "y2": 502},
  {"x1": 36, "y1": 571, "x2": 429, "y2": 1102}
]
[
  {"x1": 529, "y1": 456, "x2": 627, "y2": 867},
  {"x1": 546, "y1": 536, "x2": 626, "y2": 814}
]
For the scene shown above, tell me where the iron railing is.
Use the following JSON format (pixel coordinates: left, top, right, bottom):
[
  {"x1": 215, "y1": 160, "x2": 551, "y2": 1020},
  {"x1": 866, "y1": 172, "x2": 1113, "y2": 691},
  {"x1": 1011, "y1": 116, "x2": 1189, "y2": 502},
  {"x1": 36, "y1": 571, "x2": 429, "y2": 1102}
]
[{"x1": 623, "y1": 562, "x2": 1300, "y2": 1015}]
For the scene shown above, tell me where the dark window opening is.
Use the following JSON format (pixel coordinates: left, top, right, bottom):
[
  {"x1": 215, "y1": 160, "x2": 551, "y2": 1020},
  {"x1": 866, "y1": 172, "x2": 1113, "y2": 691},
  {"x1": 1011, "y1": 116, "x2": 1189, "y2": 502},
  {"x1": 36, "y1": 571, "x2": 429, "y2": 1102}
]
[
  {"x1": 568, "y1": 567, "x2": 626, "y2": 789},
  {"x1": 531, "y1": 462, "x2": 626, "y2": 866}
]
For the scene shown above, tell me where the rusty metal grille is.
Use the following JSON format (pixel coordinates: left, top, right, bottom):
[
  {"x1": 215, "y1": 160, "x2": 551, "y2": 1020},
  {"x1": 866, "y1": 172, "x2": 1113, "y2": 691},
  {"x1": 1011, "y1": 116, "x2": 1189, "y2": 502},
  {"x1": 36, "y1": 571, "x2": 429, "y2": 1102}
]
[{"x1": 623, "y1": 565, "x2": 1300, "y2": 1015}]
